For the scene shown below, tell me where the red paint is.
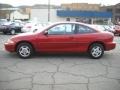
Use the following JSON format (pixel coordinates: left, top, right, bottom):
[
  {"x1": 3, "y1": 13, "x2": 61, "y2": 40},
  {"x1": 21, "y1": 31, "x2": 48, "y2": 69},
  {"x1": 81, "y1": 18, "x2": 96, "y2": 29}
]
[
  {"x1": 4, "y1": 22, "x2": 116, "y2": 54},
  {"x1": 114, "y1": 25, "x2": 120, "y2": 35}
]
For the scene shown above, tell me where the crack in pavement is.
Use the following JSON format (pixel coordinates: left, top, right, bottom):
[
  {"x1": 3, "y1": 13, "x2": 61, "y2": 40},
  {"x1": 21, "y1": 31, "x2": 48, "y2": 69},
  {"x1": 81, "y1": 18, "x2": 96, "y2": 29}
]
[{"x1": 0, "y1": 35, "x2": 120, "y2": 90}]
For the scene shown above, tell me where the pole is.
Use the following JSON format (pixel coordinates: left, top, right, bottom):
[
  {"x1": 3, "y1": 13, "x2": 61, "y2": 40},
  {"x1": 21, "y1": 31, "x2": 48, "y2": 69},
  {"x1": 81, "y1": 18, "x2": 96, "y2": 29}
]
[{"x1": 48, "y1": 0, "x2": 50, "y2": 22}]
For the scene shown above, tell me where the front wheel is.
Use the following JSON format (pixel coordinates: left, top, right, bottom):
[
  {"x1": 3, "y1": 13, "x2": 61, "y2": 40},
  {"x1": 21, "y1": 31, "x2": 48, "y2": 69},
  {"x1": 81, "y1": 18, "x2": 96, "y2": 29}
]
[
  {"x1": 10, "y1": 29, "x2": 15, "y2": 35},
  {"x1": 16, "y1": 43, "x2": 33, "y2": 59},
  {"x1": 88, "y1": 43, "x2": 104, "y2": 59}
]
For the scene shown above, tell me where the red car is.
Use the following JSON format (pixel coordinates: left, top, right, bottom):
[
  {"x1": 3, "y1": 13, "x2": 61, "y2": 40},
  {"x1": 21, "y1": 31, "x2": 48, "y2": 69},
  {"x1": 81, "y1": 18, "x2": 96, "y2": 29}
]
[{"x1": 4, "y1": 22, "x2": 116, "y2": 59}]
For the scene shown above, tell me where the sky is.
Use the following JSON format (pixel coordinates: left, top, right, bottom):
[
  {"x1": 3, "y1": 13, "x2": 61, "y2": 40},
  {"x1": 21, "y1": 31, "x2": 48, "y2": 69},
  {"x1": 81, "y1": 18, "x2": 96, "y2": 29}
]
[{"x1": 0, "y1": 0, "x2": 120, "y2": 6}]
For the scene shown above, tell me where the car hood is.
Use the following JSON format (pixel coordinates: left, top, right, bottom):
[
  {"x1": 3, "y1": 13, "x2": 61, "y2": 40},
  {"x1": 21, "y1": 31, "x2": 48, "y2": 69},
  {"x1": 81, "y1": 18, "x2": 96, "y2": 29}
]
[{"x1": 11, "y1": 32, "x2": 36, "y2": 39}]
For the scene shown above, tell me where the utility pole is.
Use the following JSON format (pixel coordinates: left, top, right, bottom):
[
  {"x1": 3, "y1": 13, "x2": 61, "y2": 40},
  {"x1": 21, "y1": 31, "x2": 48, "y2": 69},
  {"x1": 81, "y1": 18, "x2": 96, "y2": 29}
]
[{"x1": 48, "y1": 0, "x2": 50, "y2": 22}]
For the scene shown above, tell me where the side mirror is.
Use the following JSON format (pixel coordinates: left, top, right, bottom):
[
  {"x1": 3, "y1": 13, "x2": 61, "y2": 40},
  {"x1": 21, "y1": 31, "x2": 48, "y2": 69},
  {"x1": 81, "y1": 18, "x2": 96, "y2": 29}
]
[{"x1": 44, "y1": 30, "x2": 48, "y2": 35}]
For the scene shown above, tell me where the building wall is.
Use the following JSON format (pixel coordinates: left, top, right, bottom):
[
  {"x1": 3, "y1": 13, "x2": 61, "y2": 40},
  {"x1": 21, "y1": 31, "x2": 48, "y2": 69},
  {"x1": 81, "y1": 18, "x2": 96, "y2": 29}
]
[
  {"x1": 31, "y1": 9, "x2": 66, "y2": 22},
  {"x1": 0, "y1": 10, "x2": 7, "y2": 19},
  {"x1": 31, "y1": 9, "x2": 83, "y2": 22},
  {"x1": 31, "y1": 8, "x2": 111, "y2": 24},
  {"x1": 10, "y1": 11, "x2": 29, "y2": 20},
  {"x1": 101, "y1": 3, "x2": 120, "y2": 23},
  {"x1": 0, "y1": 10, "x2": 11, "y2": 19},
  {"x1": 31, "y1": 9, "x2": 48, "y2": 22},
  {"x1": 0, "y1": 8, "x2": 30, "y2": 20},
  {"x1": 61, "y1": 3, "x2": 100, "y2": 11}
]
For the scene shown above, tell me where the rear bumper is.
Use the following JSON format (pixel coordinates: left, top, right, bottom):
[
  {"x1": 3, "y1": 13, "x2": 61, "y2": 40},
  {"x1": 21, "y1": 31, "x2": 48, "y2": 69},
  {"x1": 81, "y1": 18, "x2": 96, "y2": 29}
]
[
  {"x1": 4, "y1": 43, "x2": 15, "y2": 52},
  {"x1": 105, "y1": 42, "x2": 116, "y2": 51}
]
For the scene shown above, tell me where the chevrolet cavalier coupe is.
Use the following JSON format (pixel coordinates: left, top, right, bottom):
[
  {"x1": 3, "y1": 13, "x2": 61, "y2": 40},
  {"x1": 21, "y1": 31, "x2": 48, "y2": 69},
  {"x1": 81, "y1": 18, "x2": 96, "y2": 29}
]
[{"x1": 4, "y1": 22, "x2": 116, "y2": 59}]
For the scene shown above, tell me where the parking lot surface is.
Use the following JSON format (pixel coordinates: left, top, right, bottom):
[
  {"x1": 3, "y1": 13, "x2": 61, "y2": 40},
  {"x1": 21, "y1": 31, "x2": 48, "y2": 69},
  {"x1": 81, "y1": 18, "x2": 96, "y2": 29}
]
[{"x1": 0, "y1": 33, "x2": 120, "y2": 90}]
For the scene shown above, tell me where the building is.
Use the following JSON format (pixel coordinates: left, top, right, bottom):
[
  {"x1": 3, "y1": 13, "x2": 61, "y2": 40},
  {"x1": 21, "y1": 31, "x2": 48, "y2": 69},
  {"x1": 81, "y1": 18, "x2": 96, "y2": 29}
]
[
  {"x1": 30, "y1": 3, "x2": 112, "y2": 24},
  {"x1": 57, "y1": 10, "x2": 112, "y2": 24},
  {"x1": 0, "y1": 3, "x2": 13, "y2": 19},
  {"x1": 61, "y1": 3, "x2": 101, "y2": 11},
  {"x1": 0, "y1": 9, "x2": 10, "y2": 19},
  {"x1": 0, "y1": 5, "x2": 31, "y2": 20},
  {"x1": 31, "y1": 5, "x2": 61, "y2": 22},
  {"x1": 101, "y1": 3, "x2": 120, "y2": 23},
  {"x1": 59, "y1": 3, "x2": 112, "y2": 24},
  {"x1": 10, "y1": 10, "x2": 29, "y2": 20},
  {"x1": 31, "y1": 8, "x2": 56, "y2": 22},
  {"x1": 0, "y1": 8, "x2": 18, "y2": 20},
  {"x1": 31, "y1": 8, "x2": 112, "y2": 24}
]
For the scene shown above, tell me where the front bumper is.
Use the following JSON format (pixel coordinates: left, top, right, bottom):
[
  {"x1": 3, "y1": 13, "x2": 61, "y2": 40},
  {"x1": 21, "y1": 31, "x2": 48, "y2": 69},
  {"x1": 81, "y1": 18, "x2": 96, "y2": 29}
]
[
  {"x1": 105, "y1": 42, "x2": 116, "y2": 51},
  {"x1": 4, "y1": 42, "x2": 16, "y2": 52}
]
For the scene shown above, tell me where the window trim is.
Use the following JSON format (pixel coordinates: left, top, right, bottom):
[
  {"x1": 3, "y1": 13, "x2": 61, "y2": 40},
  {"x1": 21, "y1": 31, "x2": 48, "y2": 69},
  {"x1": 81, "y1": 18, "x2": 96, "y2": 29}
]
[
  {"x1": 76, "y1": 24, "x2": 97, "y2": 34},
  {"x1": 47, "y1": 23, "x2": 76, "y2": 35}
]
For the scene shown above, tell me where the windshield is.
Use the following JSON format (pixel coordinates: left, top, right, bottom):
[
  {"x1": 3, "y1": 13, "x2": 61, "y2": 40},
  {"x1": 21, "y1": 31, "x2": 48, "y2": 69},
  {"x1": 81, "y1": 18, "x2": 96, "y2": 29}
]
[{"x1": 33, "y1": 23, "x2": 54, "y2": 33}]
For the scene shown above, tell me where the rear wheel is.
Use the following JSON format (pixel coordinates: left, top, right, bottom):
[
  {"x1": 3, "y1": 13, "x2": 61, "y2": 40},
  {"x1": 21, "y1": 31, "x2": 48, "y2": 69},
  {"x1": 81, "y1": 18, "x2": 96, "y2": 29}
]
[
  {"x1": 88, "y1": 43, "x2": 104, "y2": 59},
  {"x1": 16, "y1": 43, "x2": 33, "y2": 59}
]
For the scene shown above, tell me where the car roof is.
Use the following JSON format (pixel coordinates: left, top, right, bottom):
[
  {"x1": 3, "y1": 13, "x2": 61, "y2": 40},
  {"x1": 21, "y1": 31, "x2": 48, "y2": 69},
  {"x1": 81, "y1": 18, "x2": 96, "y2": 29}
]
[
  {"x1": 49, "y1": 22, "x2": 99, "y2": 32},
  {"x1": 51, "y1": 21, "x2": 88, "y2": 25}
]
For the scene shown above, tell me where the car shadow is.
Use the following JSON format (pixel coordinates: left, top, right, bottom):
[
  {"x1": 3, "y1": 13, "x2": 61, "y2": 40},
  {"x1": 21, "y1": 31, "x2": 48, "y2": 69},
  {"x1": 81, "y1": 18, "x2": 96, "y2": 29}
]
[
  {"x1": 1, "y1": 51, "x2": 114, "y2": 61},
  {"x1": 2, "y1": 51, "x2": 90, "y2": 59},
  {"x1": 35, "y1": 53, "x2": 89, "y2": 58}
]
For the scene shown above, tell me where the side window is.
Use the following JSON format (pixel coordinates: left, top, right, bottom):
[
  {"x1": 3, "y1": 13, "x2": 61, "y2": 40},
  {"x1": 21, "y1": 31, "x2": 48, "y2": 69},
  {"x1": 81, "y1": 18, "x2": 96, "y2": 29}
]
[
  {"x1": 65, "y1": 24, "x2": 75, "y2": 34},
  {"x1": 48, "y1": 24, "x2": 65, "y2": 35},
  {"x1": 48, "y1": 24, "x2": 75, "y2": 35},
  {"x1": 15, "y1": 23, "x2": 20, "y2": 26},
  {"x1": 77, "y1": 24, "x2": 96, "y2": 34}
]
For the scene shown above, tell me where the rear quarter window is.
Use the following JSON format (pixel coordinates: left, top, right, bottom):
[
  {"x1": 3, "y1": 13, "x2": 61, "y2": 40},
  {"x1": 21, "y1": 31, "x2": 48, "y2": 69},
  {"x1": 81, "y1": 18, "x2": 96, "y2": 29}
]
[{"x1": 76, "y1": 24, "x2": 97, "y2": 34}]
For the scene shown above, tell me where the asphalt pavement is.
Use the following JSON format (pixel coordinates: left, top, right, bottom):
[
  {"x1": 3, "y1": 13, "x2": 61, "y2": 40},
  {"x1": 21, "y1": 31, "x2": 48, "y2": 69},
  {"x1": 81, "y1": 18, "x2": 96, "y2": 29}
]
[{"x1": 0, "y1": 33, "x2": 120, "y2": 90}]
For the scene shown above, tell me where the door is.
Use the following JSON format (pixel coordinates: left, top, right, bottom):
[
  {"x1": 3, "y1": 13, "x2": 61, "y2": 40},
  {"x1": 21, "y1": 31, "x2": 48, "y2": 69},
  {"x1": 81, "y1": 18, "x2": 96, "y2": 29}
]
[
  {"x1": 37, "y1": 23, "x2": 78, "y2": 52},
  {"x1": 74, "y1": 24, "x2": 97, "y2": 52}
]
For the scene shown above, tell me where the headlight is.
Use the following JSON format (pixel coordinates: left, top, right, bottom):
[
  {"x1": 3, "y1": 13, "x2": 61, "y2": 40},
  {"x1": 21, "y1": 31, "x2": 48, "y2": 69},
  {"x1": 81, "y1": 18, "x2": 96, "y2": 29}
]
[{"x1": 7, "y1": 39, "x2": 15, "y2": 44}]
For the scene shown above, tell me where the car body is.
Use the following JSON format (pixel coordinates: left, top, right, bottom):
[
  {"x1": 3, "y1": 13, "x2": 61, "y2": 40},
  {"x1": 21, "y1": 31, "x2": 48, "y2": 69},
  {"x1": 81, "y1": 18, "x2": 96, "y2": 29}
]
[
  {"x1": 89, "y1": 24, "x2": 115, "y2": 33},
  {"x1": 0, "y1": 20, "x2": 9, "y2": 32},
  {"x1": 0, "y1": 19, "x2": 7, "y2": 24},
  {"x1": 21, "y1": 22, "x2": 38, "y2": 33},
  {"x1": 0, "y1": 22, "x2": 23, "y2": 34},
  {"x1": 114, "y1": 25, "x2": 120, "y2": 36},
  {"x1": 102, "y1": 25, "x2": 115, "y2": 33},
  {"x1": 21, "y1": 22, "x2": 50, "y2": 33},
  {"x1": 4, "y1": 22, "x2": 116, "y2": 59}
]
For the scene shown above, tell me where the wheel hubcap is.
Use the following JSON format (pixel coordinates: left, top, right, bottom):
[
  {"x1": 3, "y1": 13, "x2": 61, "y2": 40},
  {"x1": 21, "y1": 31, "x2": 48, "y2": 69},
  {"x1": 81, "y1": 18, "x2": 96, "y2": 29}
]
[
  {"x1": 11, "y1": 30, "x2": 15, "y2": 34},
  {"x1": 19, "y1": 46, "x2": 30, "y2": 57},
  {"x1": 91, "y1": 46, "x2": 102, "y2": 58}
]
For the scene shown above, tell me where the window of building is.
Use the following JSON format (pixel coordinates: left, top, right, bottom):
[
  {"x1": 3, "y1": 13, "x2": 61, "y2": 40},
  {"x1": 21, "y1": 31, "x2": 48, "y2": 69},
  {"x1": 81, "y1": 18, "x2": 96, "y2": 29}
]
[
  {"x1": 76, "y1": 18, "x2": 81, "y2": 22},
  {"x1": 107, "y1": 9, "x2": 112, "y2": 12},
  {"x1": 115, "y1": 9, "x2": 120, "y2": 13},
  {"x1": 66, "y1": 18, "x2": 70, "y2": 21}
]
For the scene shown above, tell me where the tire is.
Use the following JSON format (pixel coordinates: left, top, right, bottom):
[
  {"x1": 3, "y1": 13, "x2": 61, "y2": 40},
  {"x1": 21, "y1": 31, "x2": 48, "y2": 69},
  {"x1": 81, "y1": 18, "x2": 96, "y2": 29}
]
[
  {"x1": 88, "y1": 43, "x2": 104, "y2": 59},
  {"x1": 16, "y1": 43, "x2": 33, "y2": 59},
  {"x1": 3, "y1": 31, "x2": 7, "y2": 34},
  {"x1": 10, "y1": 29, "x2": 15, "y2": 35}
]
